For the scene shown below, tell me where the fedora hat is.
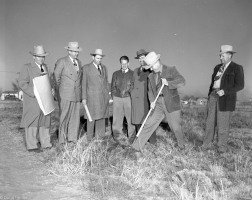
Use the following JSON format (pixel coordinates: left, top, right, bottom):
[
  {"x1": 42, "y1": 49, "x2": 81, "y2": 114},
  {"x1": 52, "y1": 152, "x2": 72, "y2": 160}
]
[
  {"x1": 143, "y1": 52, "x2": 161, "y2": 69},
  {"x1": 135, "y1": 49, "x2": 149, "y2": 59},
  {"x1": 219, "y1": 45, "x2": 236, "y2": 55},
  {"x1": 29, "y1": 45, "x2": 49, "y2": 56},
  {"x1": 65, "y1": 42, "x2": 82, "y2": 52},
  {"x1": 90, "y1": 49, "x2": 105, "y2": 57}
]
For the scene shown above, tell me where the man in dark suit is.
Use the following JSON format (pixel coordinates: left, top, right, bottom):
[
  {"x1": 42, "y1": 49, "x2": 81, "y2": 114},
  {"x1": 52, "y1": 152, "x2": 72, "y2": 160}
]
[
  {"x1": 202, "y1": 45, "x2": 244, "y2": 153},
  {"x1": 54, "y1": 42, "x2": 83, "y2": 144},
  {"x1": 130, "y1": 49, "x2": 156, "y2": 145},
  {"x1": 82, "y1": 49, "x2": 110, "y2": 142},
  {"x1": 132, "y1": 52, "x2": 186, "y2": 152}
]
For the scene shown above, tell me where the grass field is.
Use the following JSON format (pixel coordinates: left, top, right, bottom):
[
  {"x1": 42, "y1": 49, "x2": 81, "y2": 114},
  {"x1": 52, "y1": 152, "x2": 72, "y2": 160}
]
[{"x1": 2, "y1": 101, "x2": 252, "y2": 200}]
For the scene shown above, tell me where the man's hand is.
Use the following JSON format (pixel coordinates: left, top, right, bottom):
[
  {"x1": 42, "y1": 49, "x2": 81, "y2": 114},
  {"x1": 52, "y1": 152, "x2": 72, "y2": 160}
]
[
  {"x1": 161, "y1": 78, "x2": 168, "y2": 86},
  {"x1": 216, "y1": 89, "x2": 225, "y2": 96},
  {"x1": 82, "y1": 99, "x2": 87, "y2": 106},
  {"x1": 150, "y1": 102, "x2": 156, "y2": 109}
]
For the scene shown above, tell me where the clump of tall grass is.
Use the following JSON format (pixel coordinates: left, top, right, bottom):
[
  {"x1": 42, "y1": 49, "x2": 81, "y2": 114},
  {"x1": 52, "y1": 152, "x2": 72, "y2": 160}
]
[{"x1": 47, "y1": 105, "x2": 252, "y2": 199}]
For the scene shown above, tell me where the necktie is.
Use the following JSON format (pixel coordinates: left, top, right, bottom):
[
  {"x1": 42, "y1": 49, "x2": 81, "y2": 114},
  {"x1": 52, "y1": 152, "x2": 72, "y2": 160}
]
[
  {"x1": 98, "y1": 65, "x2": 102, "y2": 75},
  {"x1": 73, "y1": 59, "x2": 79, "y2": 72},
  {"x1": 214, "y1": 64, "x2": 225, "y2": 81},
  {"x1": 155, "y1": 72, "x2": 162, "y2": 90},
  {"x1": 40, "y1": 65, "x2": 44, "y2": 73}
]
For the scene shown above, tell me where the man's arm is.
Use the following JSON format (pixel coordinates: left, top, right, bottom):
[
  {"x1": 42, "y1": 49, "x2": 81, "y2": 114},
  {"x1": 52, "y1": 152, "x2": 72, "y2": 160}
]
[
  {"x1": 165, "y1": 66, "x2": 185, "y2": 89},
  {"x1": 224, "y1": 65, "x2": 244, "y2": 95},
  {"x1": 18, "y1": 64, "x2": 35, "y2": 98},
  {"x1": 54, "y1": 59, "x2": 64, "y2": 87},
  {"x1": 111, "y1": 72, "x2": 117, "y2": 99},
  {"x1": 82, "y1": 65, "x2": 87, "y2": 104}
]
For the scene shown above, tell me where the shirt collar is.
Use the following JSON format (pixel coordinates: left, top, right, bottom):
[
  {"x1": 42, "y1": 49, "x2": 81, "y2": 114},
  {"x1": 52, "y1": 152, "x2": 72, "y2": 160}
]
[
  {"x1": 93, "y1": 62, "x2": 100, "y2": 68},
  {"x1": 69, "y1": 56, "x2": 75, "y2": 63},
  {"x1": 35, "y1": 62, "x2": 42, "y2": 68},
  {"x1": 225, "y1": 61, "x2": 231, "y2": 68},
  {"x1": 122, "y1": 68, "x2": 129, "y2": 73}
]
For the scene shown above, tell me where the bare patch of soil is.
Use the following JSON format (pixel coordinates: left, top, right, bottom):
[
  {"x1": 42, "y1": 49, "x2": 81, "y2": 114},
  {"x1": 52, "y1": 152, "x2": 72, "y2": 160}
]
[{"x1": 0, "y1": 101, "x2": 90, "y2": 200}]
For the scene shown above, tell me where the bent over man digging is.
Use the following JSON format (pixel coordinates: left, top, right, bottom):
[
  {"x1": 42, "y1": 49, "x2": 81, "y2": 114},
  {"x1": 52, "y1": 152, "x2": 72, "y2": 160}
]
[{"x1": 132, "y1": 51, "x2": 186, "y2": 152}]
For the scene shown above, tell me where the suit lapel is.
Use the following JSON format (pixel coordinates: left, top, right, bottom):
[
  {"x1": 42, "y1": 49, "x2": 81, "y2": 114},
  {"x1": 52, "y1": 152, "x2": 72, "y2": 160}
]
[
  {"x1": 67, "y1": 57, "x2": 79, "y2": 78},
  {"x1": 221, "y1": 61, "x2": 234, "y2": 81}
]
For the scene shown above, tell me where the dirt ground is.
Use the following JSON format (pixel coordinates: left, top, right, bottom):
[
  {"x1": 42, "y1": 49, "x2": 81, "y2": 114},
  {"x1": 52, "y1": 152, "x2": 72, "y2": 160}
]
[{"x1": 0, "y1": 101, "x2": 91, "y2": 200}]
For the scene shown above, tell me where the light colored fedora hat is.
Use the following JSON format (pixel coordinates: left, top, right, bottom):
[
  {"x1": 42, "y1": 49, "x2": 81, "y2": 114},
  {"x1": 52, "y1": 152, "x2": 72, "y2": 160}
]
[
  {"x1": 90, "y1": 49, "x2": 105, "y2": 57},
  {"x1": 143, "y1": 51, "x2": 161, "y2": 69},
  {"x1": 135, "y1": 49, "x2": 149, "y2": 59},
  {"x1": 219, "y1": 45, "x2": 236, "y2": 55},
  {"x1": 65, "y1": 42, "x2": 82, "y2": 51},
  {"x1": 29, "y1": 45, "x2": 49, "y2": 56}
]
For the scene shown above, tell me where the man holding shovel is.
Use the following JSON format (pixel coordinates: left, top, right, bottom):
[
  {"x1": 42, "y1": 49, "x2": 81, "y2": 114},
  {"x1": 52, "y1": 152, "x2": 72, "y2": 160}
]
[{"x1": 132, "y1": 51, "x2": 186, "y2": 152}]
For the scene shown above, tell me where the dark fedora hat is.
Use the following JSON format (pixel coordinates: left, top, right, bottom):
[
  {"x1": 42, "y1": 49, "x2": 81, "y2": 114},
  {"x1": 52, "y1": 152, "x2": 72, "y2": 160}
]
[{"x1": 135, "y1": 49, "x2": 149, "y2": 59}]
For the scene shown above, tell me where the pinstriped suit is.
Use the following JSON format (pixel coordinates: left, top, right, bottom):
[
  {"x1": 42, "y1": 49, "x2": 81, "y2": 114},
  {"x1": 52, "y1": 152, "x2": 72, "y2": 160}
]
[{"x1": 54, "y1": 56, "x2": 82, "y2": 143}]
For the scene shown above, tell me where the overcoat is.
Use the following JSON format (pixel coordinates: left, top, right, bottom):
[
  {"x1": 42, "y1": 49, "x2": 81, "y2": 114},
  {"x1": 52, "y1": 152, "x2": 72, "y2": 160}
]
[
  {"x1": 208, "y1": 61, "x2": 244, "y2": 111},
  {"x1": 148, "y1": 65, "x2": 185, "y2": 113},
  {"x1": 54, "y1": 56, "x2": 82, "y2": 102},
  {"x1": 82, "y1": 62, "x2": 110, "y2": 120},
  {"x1": 130, "y1": 67, "x2": 150, "y2": 124},
  {"x1": 18, "y1": 63, "x2": 51, "y2": 128}
]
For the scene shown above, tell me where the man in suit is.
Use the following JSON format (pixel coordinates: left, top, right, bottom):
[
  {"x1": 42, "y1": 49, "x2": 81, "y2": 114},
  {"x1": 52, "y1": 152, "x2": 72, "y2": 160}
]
[
  {"x1": 130, "y1": 49, "x2": 156, "y2": 145},
  {"x1": 18, "y1": 45, "x2": 52, "y2": 152},
  {"x1": 132, "y1": 51, "x2": 186, "y2": 152},
  {"x1": 111, "y1": 56, "x2": 135, "y2": 144},
  {"x1": 202, "y1": 45, "x2": 244, "y2": 153},
  {"x1": 54, "y1": 42, "x2": 82, "y2": 144},
  {"x1": 82, "y1": 49, "x2": 110, "y2": 142}
]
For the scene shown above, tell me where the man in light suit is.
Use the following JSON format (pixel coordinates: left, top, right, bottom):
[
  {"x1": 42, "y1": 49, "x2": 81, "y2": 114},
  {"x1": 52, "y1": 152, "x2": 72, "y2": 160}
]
[
  {"x1": 54, "y1": 42, "x2": 83, "y2": 144},
  {"x1": 132, "y1": 52, "x2": 186, "y2": 152},
  {"x1": 202, "y1": 45, "x2": 244, "y2": 153},
  {"x1": 18, "y1": 45, "x2": 52, "y2": 152},
  {"x1": 82, "y1": 49, "x2": 110, "y2": 142}
]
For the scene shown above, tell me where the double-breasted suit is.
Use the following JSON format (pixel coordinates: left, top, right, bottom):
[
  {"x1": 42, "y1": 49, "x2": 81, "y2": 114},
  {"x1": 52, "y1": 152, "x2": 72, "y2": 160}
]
[
  {"x1": 54, "y1": 56, "x2": 82, "y2": 143},
  {"x1": 82, "y1": 62, "x2": 110, "y2": 141},
  {"x1": 18, "y1": 63, "x2": 52, "y2": 150},
  {"x1": 54, "y1": 56, "x2": 82, "y2": 102}
]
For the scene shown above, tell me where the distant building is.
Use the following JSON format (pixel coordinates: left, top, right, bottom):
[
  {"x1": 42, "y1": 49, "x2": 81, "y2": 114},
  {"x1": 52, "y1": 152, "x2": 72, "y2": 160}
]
[
  {"x1": 181, "y1": 100, "x2": 189, "y2": 105},
  {"x1": 1, "y1": 90, "x2": 23, "y2": 101}
]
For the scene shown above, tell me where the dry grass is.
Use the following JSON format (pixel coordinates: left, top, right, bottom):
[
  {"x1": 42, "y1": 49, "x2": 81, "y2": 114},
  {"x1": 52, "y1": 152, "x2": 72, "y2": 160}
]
[{"x1": 3, "y1": 101, "x2": 252, "y2": 200}]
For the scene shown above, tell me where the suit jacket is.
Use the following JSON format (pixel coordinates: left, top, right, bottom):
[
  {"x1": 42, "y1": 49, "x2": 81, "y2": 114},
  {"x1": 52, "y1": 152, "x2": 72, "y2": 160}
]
[
  {"x1": 130, "y1": 67, "x2": 150, "y2": 124},
  {"x1": 54, "y1": 56, "x2": 82, "y2": 102},
  {"x1": 82, "y1": 62, "x2": 110, "y2": 120},
  {"x1": 208, "y1": 61, "x2": 244, "y2": 111},
  {"x1": 148, "y1": 65, "x2": 185, "y2": 113},
  {"x1": 18, "y1": 63, "x2": 51, "y2": 128}
]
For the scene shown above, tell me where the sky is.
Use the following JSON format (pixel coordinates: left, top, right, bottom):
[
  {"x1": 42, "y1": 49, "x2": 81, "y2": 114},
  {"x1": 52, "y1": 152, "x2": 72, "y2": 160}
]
[{"x1": 0, "y1": 0, "x2": 251, "y2": 99}]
